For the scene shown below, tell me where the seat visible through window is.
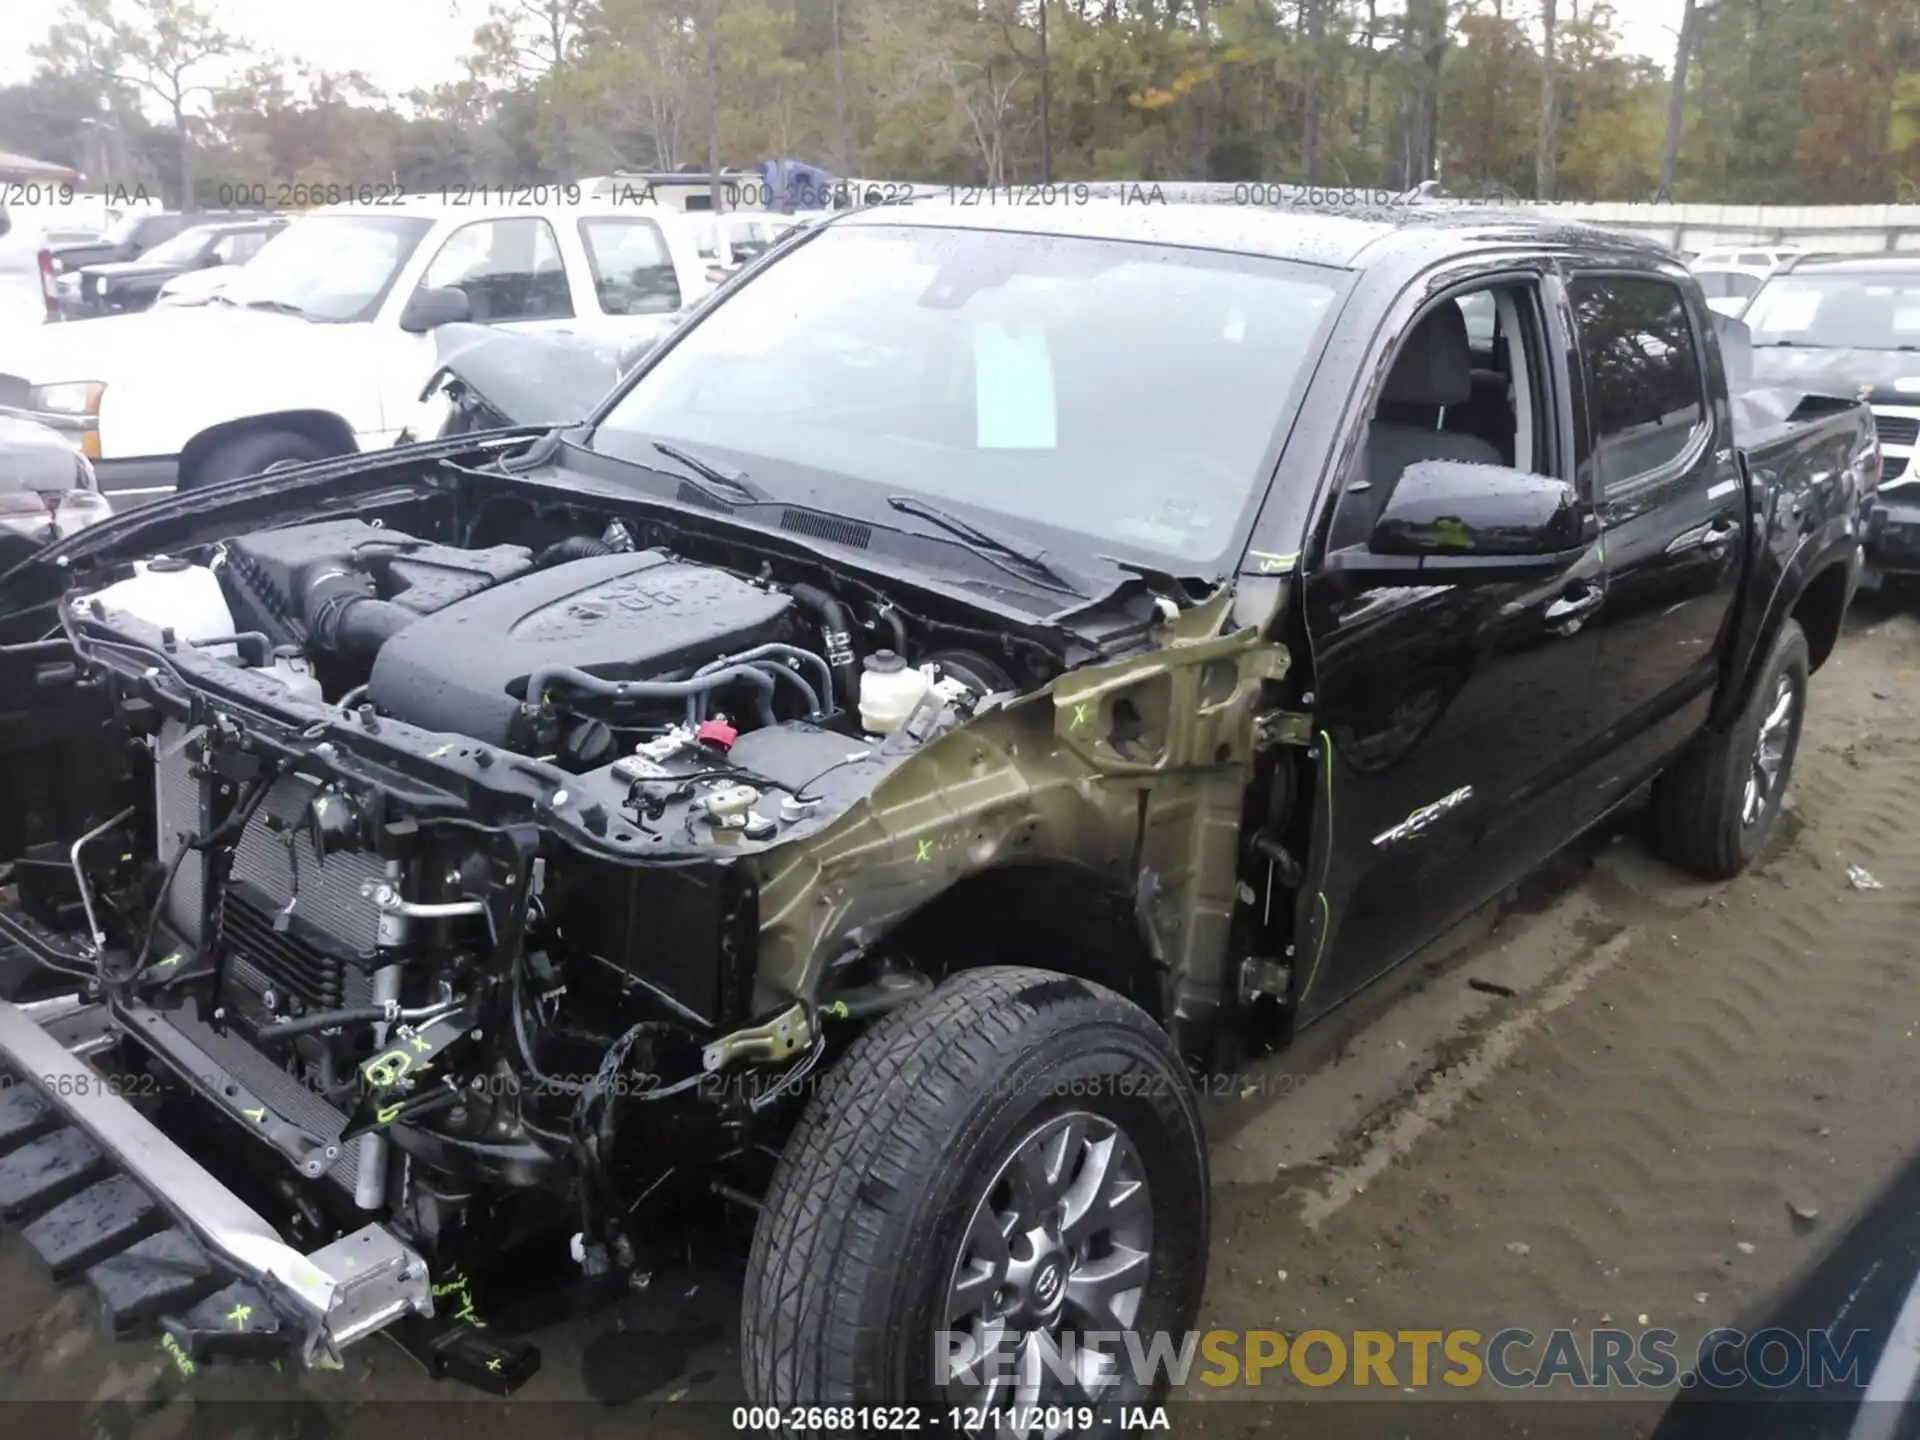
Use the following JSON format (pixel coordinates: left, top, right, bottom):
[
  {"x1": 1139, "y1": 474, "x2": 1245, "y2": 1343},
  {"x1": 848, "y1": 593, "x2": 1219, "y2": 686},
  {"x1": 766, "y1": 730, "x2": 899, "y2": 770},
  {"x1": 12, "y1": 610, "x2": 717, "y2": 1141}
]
[{"x1": 1330, "y1": 300, "x2": 1505, "y2": 550}]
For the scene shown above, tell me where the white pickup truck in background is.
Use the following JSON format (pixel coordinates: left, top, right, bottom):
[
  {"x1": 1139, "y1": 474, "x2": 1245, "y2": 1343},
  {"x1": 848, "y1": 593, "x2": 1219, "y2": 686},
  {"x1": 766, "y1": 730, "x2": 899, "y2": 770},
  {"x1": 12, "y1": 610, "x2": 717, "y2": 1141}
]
[{"x1": 0, "y1": 198, "x2": 714, "y2": 500}]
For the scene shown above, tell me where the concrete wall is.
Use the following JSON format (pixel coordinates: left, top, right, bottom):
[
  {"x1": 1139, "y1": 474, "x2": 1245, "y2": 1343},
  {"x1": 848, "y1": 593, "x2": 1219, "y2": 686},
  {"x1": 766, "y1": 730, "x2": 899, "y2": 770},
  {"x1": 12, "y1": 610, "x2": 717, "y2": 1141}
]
[{"x1": 1547, "y1": 203, "x2": 1920, "y2": 255}]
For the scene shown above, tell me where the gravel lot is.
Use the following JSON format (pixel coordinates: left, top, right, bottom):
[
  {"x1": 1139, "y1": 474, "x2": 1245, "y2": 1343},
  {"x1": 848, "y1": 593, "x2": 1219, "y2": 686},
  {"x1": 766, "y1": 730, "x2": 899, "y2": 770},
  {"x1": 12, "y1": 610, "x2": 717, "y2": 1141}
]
[{"x1": 1, "y1": 594, "x2": 1916, "y2": 1439}]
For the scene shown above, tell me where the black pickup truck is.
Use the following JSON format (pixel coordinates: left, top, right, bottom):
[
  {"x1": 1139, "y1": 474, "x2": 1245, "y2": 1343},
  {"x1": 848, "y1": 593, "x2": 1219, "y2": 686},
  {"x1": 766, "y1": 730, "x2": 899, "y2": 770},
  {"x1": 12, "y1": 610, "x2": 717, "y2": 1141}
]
[{"x1": 0, "y1": 201, "x2": 1876, "y2": 1421}]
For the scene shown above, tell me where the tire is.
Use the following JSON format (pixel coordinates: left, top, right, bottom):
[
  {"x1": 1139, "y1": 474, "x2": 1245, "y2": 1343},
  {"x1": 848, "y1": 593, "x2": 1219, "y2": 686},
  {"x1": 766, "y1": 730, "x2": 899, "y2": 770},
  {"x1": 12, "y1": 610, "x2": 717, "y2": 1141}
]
[
  {"x1": 183, "y1": 430, "x2": 336, "y2": 489},
  {"x1": 1646, "y1": 617, "x2": 1810, "y2": 880},
  {"x1": 742, "y1": 967, "x2": 1208, "y2": 1421}
]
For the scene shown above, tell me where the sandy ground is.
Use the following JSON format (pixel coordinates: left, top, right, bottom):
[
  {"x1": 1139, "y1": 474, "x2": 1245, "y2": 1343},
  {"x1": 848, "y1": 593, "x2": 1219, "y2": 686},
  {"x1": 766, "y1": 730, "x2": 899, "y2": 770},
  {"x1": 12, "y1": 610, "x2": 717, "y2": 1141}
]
[{"x1": 4, "y1": 602, "x2": 1919, "y2": 1437}]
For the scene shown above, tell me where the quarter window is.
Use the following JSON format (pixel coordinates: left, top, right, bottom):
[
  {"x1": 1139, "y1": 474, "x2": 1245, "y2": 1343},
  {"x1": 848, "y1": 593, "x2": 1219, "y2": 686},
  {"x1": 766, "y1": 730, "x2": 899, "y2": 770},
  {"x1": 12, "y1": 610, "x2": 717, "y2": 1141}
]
[{"x1": 1567, "y1": 276, "x2": 1708, "y2": 491}]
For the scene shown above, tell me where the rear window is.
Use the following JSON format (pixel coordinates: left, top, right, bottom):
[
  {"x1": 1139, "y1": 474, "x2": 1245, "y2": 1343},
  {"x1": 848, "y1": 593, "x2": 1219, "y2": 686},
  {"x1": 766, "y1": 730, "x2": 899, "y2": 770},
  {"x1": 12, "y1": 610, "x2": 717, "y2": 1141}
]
[
  {"x1": 578, "y1": 217, "x2": 684, "y2": 315},
  {"x1": 1567, "y1": 274, "x2": 1709, "y2": 491}
]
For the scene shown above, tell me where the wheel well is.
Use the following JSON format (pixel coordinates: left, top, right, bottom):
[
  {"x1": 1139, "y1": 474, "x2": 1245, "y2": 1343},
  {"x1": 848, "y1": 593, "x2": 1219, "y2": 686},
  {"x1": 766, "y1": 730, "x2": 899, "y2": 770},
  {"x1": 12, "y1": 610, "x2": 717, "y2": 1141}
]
[
  {"x1": 178, "y1": 411, "x2": 357, "y2": 483},
  {"x1": 874, "y1": 861, "x2": 1165, "y2": 1022},
  {"x1": 1792, "y1": 562, "x2": 1850, "y2": 672}
]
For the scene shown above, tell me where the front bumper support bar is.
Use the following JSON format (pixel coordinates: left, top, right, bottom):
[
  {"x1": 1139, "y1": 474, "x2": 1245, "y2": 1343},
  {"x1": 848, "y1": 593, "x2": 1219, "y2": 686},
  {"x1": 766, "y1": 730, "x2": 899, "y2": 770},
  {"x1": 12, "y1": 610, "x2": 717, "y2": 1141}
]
[{"x1": 0, "y1": 994, "x2": 434, "y2": 1367}]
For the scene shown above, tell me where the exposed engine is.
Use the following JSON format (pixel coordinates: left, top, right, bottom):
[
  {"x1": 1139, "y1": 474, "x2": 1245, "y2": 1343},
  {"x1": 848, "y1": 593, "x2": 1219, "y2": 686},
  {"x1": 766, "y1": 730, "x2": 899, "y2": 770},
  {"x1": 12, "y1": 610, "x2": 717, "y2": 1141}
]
[{"x1": 54, "y1": 511, "x2": 1016, "y2": 1261}]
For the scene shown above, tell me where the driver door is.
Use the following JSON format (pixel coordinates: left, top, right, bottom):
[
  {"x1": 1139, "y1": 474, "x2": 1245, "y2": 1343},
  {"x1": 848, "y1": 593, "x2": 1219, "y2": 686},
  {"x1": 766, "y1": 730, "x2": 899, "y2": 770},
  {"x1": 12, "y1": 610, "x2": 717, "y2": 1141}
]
[{"x1": 1293, "y1": 274, "x2": 1606, "y2": 1021}]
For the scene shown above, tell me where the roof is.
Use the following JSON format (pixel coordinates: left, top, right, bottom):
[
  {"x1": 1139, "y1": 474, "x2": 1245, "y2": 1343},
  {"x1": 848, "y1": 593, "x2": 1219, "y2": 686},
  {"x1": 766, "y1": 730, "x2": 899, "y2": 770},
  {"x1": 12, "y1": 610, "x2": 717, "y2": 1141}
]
[
  {"x1": 832, "y1": 196, "x2": 1669, "y2": 270},
  {"x1": 312, "y1": 194, "x2": 693, "y2": 227},
  {"x1": 1780, "y1": 253, "x2": 1920, "y2": 274},
  {"x1": 0, "y1": 150, "x2": 79, "y2": 183}
]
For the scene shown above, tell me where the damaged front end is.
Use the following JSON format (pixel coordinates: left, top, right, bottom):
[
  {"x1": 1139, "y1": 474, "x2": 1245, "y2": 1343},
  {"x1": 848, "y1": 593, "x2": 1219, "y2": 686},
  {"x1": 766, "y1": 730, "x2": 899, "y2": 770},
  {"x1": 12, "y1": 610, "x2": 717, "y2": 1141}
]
[{"x1": 0, "y1": 459, "x2": 1300, "y2": 1389}]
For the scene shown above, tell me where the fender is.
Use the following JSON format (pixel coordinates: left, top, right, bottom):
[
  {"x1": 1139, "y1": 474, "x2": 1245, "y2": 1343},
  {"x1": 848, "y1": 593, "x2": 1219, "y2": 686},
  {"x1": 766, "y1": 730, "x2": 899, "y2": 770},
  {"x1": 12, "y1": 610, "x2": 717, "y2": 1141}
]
[
  {"x1": 94, "y1": 317, "x2": 388, "y2": 461},
  {"x1": 1710, "y1": 515, "x2": 1859, "y2": 732}
]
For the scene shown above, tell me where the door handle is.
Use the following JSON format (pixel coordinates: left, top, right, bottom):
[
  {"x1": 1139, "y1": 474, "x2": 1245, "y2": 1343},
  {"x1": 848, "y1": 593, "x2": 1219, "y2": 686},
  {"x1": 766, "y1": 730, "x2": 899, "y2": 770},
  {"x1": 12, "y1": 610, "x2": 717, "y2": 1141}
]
[
  {"x1": 1544, "y1": 581, "x2": 1603, "y2": 632},
  {"x1": 1664, "y1": 519, "x2": 1742, "y2": 556}
]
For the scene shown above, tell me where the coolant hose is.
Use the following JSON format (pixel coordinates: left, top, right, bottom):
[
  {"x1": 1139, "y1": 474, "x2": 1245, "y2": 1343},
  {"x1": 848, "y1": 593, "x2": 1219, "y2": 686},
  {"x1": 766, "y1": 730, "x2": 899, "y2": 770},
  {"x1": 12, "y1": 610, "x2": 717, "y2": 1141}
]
[
  {"x1": 304, "y1": 567, "x2": 415, "y2": 659},
  {"x1": 790, "y1": 584, "x2": 859, "y2": 711},
  {"x1": 693, "y1": 643, "x2": 832, "y2": 716},
  {"x1": 525, "y1": 663, "x2": 777, "y2": 728},
  {"x1": 534, "y1": 535, "x2": 614, "y2": 568}
]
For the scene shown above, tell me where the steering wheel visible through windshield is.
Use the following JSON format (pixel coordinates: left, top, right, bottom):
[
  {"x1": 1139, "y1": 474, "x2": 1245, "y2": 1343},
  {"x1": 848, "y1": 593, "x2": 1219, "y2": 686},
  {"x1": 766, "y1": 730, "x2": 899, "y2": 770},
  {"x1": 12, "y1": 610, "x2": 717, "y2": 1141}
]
[{"x1": 590, "y1": 221, "x2": 1345, "y2": 570}]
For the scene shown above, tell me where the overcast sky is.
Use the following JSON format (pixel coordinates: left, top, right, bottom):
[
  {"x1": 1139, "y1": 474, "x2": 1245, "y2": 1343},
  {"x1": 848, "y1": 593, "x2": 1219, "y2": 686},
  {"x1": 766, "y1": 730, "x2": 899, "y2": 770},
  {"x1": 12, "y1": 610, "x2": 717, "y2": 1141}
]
[{"x1": 1, "y1": 0, "x2": 1687, "y2": 99}]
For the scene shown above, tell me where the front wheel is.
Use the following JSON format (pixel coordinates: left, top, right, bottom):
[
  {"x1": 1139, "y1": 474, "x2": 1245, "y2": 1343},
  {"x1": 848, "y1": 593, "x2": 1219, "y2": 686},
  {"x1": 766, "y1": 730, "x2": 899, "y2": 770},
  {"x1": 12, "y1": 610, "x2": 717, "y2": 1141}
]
[
  {"x1": 741, "y1": 967, "x2": 1208, "y2": 1426},
  {"x1": 183, "y1": 429, "x2": 337, "y2": 489},
  {"x1": 1646, "y1": 617, "x2": 1809, "y2": 879}
]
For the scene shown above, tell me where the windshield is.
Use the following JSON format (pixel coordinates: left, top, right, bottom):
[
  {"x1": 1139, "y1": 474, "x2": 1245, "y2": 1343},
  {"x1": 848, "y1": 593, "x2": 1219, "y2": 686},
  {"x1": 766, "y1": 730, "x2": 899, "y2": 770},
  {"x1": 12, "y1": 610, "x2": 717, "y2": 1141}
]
[
  {"x1": 1744, "y1": 272, "x2": 1920, "y2": 349},
  {"x1": 140, "y1": 225, "x2": 220, "y2": 266},
  {"x1": 593, "y1": 222, "x2": 1345, "y2": 568},
  {"x1": 220, "y1": 213, "x2": 435, "y2": 323}
]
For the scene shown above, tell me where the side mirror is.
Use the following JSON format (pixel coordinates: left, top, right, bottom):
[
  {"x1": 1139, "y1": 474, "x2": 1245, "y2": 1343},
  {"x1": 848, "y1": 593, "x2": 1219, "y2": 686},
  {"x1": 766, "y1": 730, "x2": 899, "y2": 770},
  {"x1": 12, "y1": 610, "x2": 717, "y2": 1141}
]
[
  {"x1": 398, "y1": 285, "x2": 472, "y2": 333},
  {"x1": 1369, "y1": 460, "x2": 1582, "y2": 558}
]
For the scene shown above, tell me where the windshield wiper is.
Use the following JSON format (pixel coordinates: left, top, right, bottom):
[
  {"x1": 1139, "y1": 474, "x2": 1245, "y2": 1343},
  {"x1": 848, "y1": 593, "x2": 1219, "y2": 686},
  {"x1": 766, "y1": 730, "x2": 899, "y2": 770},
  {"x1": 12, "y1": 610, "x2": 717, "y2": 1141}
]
[
  {"x1": 651, "y1": 441, "x2": 761, "y2": 500},
  {"x1": 885, "y1": 494, "x2": 1086, "y2": 597},
  {"x1": 244, "y1": 298, "x2": 307, "y2": 317}
]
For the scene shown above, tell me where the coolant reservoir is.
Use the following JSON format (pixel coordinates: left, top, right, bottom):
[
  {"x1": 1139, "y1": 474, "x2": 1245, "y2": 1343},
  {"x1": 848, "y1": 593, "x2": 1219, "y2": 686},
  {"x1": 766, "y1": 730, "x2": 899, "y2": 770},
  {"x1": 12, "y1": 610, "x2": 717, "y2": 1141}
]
[
  {"x1": 859, "y1": 650, "x2": 933, "y2": 734},
  {"x1": 89, "y1": 557, "x2": 237, "y2": 660}
]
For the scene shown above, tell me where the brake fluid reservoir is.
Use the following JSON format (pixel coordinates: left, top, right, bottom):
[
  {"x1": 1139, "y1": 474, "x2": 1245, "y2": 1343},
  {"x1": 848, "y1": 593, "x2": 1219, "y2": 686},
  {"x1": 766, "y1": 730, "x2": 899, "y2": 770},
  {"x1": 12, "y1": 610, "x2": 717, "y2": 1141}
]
[
  {"x1": 859, "y1": 650, "x2": 933, "y2": 734},
  {"x1": 265, "y1": 652, "x2": 324, "y2": 704},
  {"x1": 90, "y1": 557, "x2": 237, "y2": 660}
]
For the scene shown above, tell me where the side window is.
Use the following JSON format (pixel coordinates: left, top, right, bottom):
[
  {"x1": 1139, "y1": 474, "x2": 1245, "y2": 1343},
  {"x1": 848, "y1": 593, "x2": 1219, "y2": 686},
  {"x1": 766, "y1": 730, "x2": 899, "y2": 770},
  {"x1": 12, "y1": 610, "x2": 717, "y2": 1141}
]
[
  {"x1": 578, "y1": 218, "x2": 684, "y2": 316},
  {"x1": 1328, "y1": 281, "x2": 1551, "y2": 552},
  {"x1": 419, "y1": 217, "x2": 573, "y2": 323},
  {"x1": 1566, "y1": 275, "x2": 1707, "y2": 492}
]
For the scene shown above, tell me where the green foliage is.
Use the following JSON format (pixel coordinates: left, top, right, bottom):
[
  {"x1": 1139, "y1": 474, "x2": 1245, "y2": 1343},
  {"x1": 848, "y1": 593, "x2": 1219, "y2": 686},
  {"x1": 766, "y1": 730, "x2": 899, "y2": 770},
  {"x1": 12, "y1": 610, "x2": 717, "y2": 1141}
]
[{"x1": 5, "y1": 0, "x2": 1920, "y2": 205}]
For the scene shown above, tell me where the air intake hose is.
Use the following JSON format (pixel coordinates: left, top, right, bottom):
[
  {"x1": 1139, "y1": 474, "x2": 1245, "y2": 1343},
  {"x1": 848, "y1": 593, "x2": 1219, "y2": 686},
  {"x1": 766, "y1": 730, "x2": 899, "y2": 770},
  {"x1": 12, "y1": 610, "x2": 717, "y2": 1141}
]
[
  {"x1": 303, "y1": 566, "x2": 416, "y2": 659},
  {"x1": 534, "y1": 535, "x2": 614, "y2": 568}
]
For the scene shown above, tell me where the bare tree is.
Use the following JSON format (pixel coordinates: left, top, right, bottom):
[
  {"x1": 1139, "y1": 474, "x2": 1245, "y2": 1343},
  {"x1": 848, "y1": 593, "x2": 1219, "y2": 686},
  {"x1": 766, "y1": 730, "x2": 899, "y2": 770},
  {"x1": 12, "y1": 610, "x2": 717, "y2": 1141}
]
[
  {"x1": 1659, "y1": 0, "x2": 1705, "y2": 199},
  {"x1": 471, "y1": 0, "x2": 592, "y2": 174},
  {"x1": 36, "y1": 0, "x2": 235, "y2": 208},
  {"x1": 1536, "y1": 0, "x2": 1559, "y2": 198}
]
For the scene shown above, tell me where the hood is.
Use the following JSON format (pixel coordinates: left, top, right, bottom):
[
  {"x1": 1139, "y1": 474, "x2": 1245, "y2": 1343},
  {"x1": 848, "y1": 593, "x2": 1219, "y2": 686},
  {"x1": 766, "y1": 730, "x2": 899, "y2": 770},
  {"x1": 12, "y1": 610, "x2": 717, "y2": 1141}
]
[
  {"x1": 156, "y1": 265, "x2": 241, "y2": 303},
  {"x1": 1748, "y1": 345, "x2": 1920, "y2": 402},
  {"x1": 0, "y1": 417, "x2": 92, "y2": 493},
  {"x1": 425, "y1": 323, "x2": 644, "y2": 428},
  {"x1": 0, "y1": 304, "x2": 317, "y2": 384}
]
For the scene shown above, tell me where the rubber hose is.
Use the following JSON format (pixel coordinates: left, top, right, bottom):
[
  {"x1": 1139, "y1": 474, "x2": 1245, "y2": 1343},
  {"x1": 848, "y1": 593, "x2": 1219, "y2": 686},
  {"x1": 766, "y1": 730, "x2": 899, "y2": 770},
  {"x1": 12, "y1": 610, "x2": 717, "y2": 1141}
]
[
  {"x1": 526, "y1": 663, "x2": 778, "y2": 729},
  {"x1": 790, "y1": 584, "x2": 859, "y2": 710},
  {"x1": 303, "y1": 568, "x2": 415, "y2": 658},
  {"x1": 535, "y1": 535, "x2": 614, "y2": 568}
]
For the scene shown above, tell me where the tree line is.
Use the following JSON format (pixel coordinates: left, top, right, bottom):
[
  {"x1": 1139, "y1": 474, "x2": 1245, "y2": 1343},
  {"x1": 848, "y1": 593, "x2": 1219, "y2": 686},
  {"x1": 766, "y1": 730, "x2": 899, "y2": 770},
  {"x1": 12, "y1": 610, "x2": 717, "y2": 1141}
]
[{"x1": 2, "y1": 0, "x2": 1918, "y2": 210}]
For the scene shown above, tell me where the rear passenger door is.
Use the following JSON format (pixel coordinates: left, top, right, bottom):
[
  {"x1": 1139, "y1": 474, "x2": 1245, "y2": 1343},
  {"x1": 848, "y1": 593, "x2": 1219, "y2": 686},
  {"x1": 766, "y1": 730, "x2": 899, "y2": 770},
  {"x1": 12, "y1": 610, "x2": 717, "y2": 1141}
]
[{"x1": 1564, "y1": 269, "x2": 1744, "y2": 811}]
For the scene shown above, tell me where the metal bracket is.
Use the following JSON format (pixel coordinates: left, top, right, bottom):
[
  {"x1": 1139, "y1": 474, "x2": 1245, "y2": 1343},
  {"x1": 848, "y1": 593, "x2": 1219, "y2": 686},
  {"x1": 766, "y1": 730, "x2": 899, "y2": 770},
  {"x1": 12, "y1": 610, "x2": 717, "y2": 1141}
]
[
  {"x1": 305, "y1": 1224, "x2": 434, "y2": 1352},
  {"x1": 1253, "y1": 710, "x2": 1313, "y2": 750},
  {"x1": 701, "y1": 1001, "x2": 812, "y2": 1073},
  {"x1": 1238, "y1": 956, "x2": 1291, "y2": 1004}
]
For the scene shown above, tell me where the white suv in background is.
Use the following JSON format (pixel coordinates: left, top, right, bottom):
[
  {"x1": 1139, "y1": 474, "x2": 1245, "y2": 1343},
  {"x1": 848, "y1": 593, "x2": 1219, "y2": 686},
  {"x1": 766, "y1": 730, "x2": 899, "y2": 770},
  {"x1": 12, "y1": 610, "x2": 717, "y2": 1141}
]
[{"x1": 0, "y1": 197, "x2": 712, "y2": 501}]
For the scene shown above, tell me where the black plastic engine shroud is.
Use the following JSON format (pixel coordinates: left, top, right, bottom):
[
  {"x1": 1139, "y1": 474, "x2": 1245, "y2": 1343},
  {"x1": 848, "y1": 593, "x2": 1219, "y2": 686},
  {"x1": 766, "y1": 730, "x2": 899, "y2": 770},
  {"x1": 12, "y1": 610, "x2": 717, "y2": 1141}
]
[{"x1": 366, "y1": 549, "x2": 795, "y2": 745}]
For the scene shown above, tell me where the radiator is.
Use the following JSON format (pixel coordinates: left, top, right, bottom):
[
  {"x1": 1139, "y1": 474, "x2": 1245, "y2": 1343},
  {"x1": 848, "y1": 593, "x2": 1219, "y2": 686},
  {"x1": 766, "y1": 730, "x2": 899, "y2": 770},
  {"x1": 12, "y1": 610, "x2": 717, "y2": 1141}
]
[{"x1": 154, "y1": 721, "x2": 381, "y2": 1010}]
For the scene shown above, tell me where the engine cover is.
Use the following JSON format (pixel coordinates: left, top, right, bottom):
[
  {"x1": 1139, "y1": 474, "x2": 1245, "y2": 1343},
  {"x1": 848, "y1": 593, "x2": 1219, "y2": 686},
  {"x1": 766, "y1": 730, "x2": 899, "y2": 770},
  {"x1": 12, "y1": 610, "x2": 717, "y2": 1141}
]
[{"x1": 366, "y1": 550, "x2": 794, "y2": 745}]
